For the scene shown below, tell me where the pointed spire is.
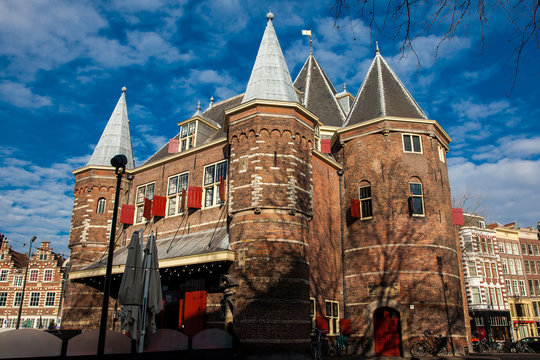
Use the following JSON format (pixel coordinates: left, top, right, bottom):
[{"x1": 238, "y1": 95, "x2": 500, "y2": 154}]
[
  {"x1": 209, "y1": 96, "x2": 214, "y2": 108},
  {"x1": 88, "y1": 87, "x2": 135, "y2": 169},
  {"x1": 242, "y1": 13, "x2": 297, "y2": 104},
  {"x1": 344, "y1": 50, "x2": 427, "y2": 127},
  {"x1": 376, "y1": 41, "x2": 380, "y2": 54}
]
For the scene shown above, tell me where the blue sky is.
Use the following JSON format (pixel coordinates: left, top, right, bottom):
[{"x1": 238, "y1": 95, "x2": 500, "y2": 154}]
[{"x1": 0, "y1": 0, "x2": 539, "y2": 255}]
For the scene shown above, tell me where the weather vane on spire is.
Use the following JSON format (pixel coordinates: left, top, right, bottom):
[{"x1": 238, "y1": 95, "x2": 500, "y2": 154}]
[{"x1": 302, "y1": 29, "x2": 312, "y2": 54}]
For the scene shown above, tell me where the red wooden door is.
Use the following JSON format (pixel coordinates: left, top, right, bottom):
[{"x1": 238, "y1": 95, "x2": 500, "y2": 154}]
[
  {"x1": 183, "y1": 290, "x2": 207, "y2": 337},
  {"x1": 374, "y1": 308, "x2": 401, "y2": 356}
]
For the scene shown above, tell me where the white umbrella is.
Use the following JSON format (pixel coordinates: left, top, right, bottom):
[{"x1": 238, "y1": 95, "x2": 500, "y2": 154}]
[
  {"x1": 118, "y1": 231, "x2": 143, "y2": 341},
  {"x1": 139, "y1": 232, "x2": 163, "y2": 352}
]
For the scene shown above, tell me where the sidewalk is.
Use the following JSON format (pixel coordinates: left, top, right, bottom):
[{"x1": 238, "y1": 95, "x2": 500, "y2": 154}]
[{"x1": 323, "y1": 353, "x2": 540, "y2": 360}]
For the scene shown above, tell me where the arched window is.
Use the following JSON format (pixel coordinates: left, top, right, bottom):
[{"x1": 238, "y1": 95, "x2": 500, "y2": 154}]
[
  {"x1": 96, "y1": 198, "x2": 106, "y2": 213},
  {"x1": 408, "y1": 179, "x2": 424, "y2": 216},
  {"x1": 359, "y1": 181, "x2": 372, "y2": 219}
]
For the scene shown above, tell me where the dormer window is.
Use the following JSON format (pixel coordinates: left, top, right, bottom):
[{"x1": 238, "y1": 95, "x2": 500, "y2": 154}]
[{"x1": 180, "y1": 121, "x2": 197, "y2": 152}]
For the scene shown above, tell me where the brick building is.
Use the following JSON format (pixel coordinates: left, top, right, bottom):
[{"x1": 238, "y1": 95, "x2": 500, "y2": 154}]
[
  {"x1": 458, "y1": 214, "x2": 511, "y2": 343},
  {"x1": 62, "y1": 14, "x2": 468, "y2": 357},
  {"x1": 0, "y1": 241, "x2": 66, "y2": 329}
]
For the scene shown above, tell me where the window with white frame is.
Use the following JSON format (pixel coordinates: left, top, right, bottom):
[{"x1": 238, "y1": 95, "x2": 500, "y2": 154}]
[
  {"x1": 530, "y1": 280, "x2": 535, "y2": 296},
  {"x1": 506, "y1": 280, "x2": 512, "y2": 295},
  {"x1": 45, "y1": 292, "x2": 56, "y2": 307},
  {"x1": 0, "y1": 292, "x2": 6, "y2": 307},
  {"x1": 502, "y1": 258, "x2": 509, "y2": 274},
  {"x1": 96, "y1": 198, "x2": 106, "y2": 213},
  {"x1": 29, "y1": 269, "x2": 38, "y2": 282},
  {"x1": 520, "y1": 280, "x2": 527, "y2": 296},
  {"x1": 29, "y1": 292, "x2": 40, "y2": 307},
  {"x1": 506, "y1": 243, "x2": 512, "y2": 254},
  {"x1": 535, "y1": 280, "x2": 540, "y2": 295},
  {"x1": 513, "y1": 280, "x2": 519, "y2": 295},
  {"x1": 13, "y1": 275, "x2": 23, "y2": 287},
  {"x1": 487, "y1": 238, "x2": 494, "y2": 254},
  {"x1": 325, "y1": 300, "x2": 339, "y2": 335},
  {"x1": 43, "y1": 269, "x2": 53, "y2": 282},
  {"x1": 463, "y1": 235, "x2": 473, "y2": 251},
  {"x1": 179, "y1": 121, "x2": 197, "y2": 152},
  {"x1": 537, "y1": 261, "x2": 540, "y2": 274},
  {"x1": 203, "y1": 160, "x2": 228, "y2": 207},
  {"x1": 0, "y1": 269, "x2": 8, "y2": 282},
  {"x1": 467, "y1": 260, "x2": 477, "y2": 276},
  {"x1": 513, "y1": 244, "x2": 519, "y2": 255},
  {"x1": 39, "y1": 253, "x2": 47, "y2": 261},
  {"x1": 438, "y1": 144, "x2": 445, "y2": 162},
  {"x1": 310, "y1": 298, "x2": 316, "y2": 332},
  {"x1": 533, "y1": 261, "x2": 538, "y2": 274},
  {"x1": 496, "y1": 288, "x2": 503, "y2": 306},
  {"x1": 525, "y1": 260, "x2": 531, "y2": 274},
  {"x1": 535, "y1": 245, "x2": 539, "y2": 256},
  {"x1": 529, "y1": 244, "x2": 534, "y2": 255},
  {"x1": 471, "y1": 287, "x2": 481, "y2": 304},
  {"x1": 490, "y1": 287, "x2": 497, "y2": 306},
  {"x1": 167, "y1": 172, "x2": 189, "y2": 216},
  {"x1": 499, "y1": 242, "x2": 505, "y2": 253},
  {"x1": 409, "y1": 182, "x2": 424, "y2": 216},
  {"x1": 402, "y1": 134, "x2": 422, "y2": 153},
  {"x1": 516, "y1": 260, "x2": 523, "y2": 275},
  {"x1": 485, "y1": 263, "x2": 492, "y2": 278},
  {"x1": 522, "y1": 244, "x2": 527, "y2": 254},
  {"x1": 359, "y1": 183, "x2": 372, "y2": 219},
  {"x1": 135, "y1": 182, "x2": 155, "y2": 223},
  {"x1": 491, "y1": 263, "x2": 498, "y2": 279},
  {"x1": 509, "y1": 259, "x2": 516, "y2": 275},
  {"x1": 13, "y1": 292, "x2": 22, "y2": 307}
]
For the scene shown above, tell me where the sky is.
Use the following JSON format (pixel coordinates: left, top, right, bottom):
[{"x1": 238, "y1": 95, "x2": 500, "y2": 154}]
[{"x1": 0, "y1": 0, "x2": 539, "y2": 255}]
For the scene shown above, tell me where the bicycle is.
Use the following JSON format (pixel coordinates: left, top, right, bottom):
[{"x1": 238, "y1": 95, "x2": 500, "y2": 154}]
[
  {"x1": 513, "y1": 340, "x2": 535, "y2": 353},
  {"x1": 330, "y1": 333, "x2": 349, "y2": 356},
  {"x1": 473, "y1": 338, "x2": 489, "y2": 353},
  {"x1": 410, "y1": 330, "x2": 450, "y2": 357},
  {"x1": 311, "y1": 328, "x2": 328, "y2": 360}
]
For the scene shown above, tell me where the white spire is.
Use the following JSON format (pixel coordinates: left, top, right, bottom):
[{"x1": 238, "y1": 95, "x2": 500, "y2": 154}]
[
  {"x1": 242, "y1": 13, "x2": 297, "y2": 104},
  {"x1": 88, "y1": 87, "x2": 135, "y2": 169}
]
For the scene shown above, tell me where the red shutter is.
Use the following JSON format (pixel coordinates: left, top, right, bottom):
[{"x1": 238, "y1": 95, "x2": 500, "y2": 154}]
[
  {"x1": 183, "y1": 290, "x2": 207, "y2": 337},
  {"x1": 452, "y1": 208, "x2": 465, "y2": 226},
  {"x1": 168, "y1": 138, "x2": 179, "y2": 153},
  {"x1": 219, "y1": 177, "x2": 226, "y2": 202},
  {"x1": 316, "y1": 316, "x2": 329, "y2": 332},
  {"x1": 187, "y1": 187, "x2": 202, "y2": 209},
  {"x1": 152, "y1": 196, "x2": 167, "y2": 217},
  {"x1": 340, "y1": 319, "x2": 351, "y2": 336},
  {"x1": 351, "y1": 199, "x2": 360, "y2": 218},
  {"x1": 320, "y1": 139, "x2": 331, "y2": 154},
  {"x1": 119, "y1": 205, "x2": 135, "y2": 225},
  {"x1": 180, "y1": 189, "x2": 187, "y2": 212},
  {"x1": 143, "y1": 198, "x2": 152, "y2": 220},
  {"x1": 178, "y1": 298, "x2": 184, "y2": 329}
]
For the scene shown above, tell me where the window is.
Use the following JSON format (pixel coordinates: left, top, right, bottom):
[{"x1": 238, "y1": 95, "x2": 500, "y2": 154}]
[
  {"x1": 12, "y1": 275, "x2": 23, "y2": 287},
  {"x1": 496, "y1": 288, "x2": 503, "y2": 306},
  {"x1": 179, "y1": 121, "x2": 197, "y2": 152},
  {"x1": 479, "y1": 220, "x2": 486, "y2": 228},
  {"x1": 481, "y1": 238, "x2": 487, "y2": 253},
  {"x1": 135, "y1": 182, "x2": 155, "y2": 223},
  {"x1": 516, "y1": 260, "x2": 523, "y2": 275},
  {"x1": 536, "y1": 261, "x2": 540, "y2": 274},
  {"x1": 438, "y1": 144, "x2": 445, "y2": 162},
  {"x1": 409, "y1": 182, "x2": 424, "y2": 216},
  {"x1": 491, "y1": 263, "x2": 498, "y2": 279},
  {"x1": 502, "y1": 259, "x2": 509, "y2": 274},
  {"x1": 513, "y1": 244, "x2": 519, "y2": 255},
  {"x1": 486, "y1": 286, "x2": 492, "y2": 305},
  {"x1": 29, "y1": 269, "x2": 38, "y2": 282},
  {"x1": 167, "y1": 173, "x2": 189, "y2": 216},
  {"x1": 526, "y1": 260, "x2": 531, "y2": 274},
  {"x1": 522, "y1": 244, "x2": 527, "y2": 254},
  {"x1": 45, "y1": 292, "x2": 55, "y2": 307},
  {"x1": 471, "y1": 287, "x2": 481, "y2": 304},
  {"x1": 43, "y1": 269, "x2": 53, "y2": 282},
  {"x1": 359, "y1": 184, "x2": 372, "y2": 219},
  {"x1": 485, "y1": 263, "x2": 492, "y2": 279},
  {"x1": 0, "y1": 254, "x2": 4, "y2": 260},
  {"x1": 506, "y1": 243, "x2": 512, "y2": 254},
  {"x1": 0, "y1": 292, "x2": 6, "y2": 307},
  {"x1": 535, "y1": 280, "x2": 540, "y2": 295},
  {"x1": 529, "y1": 244, "x2": 534, "y2": 255},
  {"x1": 467, "y1": 261, "x2": 477, "y2": 276},
  {"x1": 490, "y1": 287, "x2": 497, "y2": 306},
  {"x1": 487, "y1": 238, "x2": 494, "y2": 254},
  {"x1": 39, "y1": 253, "x2": 47, "y2": 261},
  {"x1": 203, "y1": 160, "x2": 228, "y2": 207},
  {"x1": 325, "y1": 300, "x2": 339, "y2": 335},
  {"x1": 535, "y1": 245, "x2": 539, "y2": 256},
  {"x1": 530, "y1": 280, "x2": 535, "y2": 296},
  {"x1": 310, "y1": 298, "x2": 316, "y2": 332},
  {"x1": 13, "y1": 292, "x2": 22, "y2": 307},
  {"x1": 499, "y1": 243, "x2": 505, "y2": 253},
  {"x1": 513, "y1": 280, "x2": 519, "y2": 295},
  {"x1": 96, "y1": 197, "x2": 106, "y2": 214},
  {"x1": 0, "y1": 269, "x2": 8, "y2": 282},
  {"x1": 534, "y1": 302, "x2": 539, "y2": 317},
  {"x1": 506, "y1": 280, "x2": 512, "y2": 296},
  {"x1": 29, "y1": 292, "x2": 40, "y2": 307},
  {"x1": 463, "y1": 235, "x2": 473, "y2": 251},
  {"x1": 532, "y1": 261, "x2": 537, "y2": 275},
  {"x1": 509, "y1": 259, "x2": 516, "y2": 275},
  {"x1": 520, "y1": 280, "x2": 527, "y2": 296},
  {"x1": 402, "y1": 134, "x2": 422, "y2": 153}
]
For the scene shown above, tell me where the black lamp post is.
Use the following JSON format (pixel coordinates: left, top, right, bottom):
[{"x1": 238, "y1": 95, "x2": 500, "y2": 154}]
[
  {"x1": 16, "y1": 235, "x2": 36, "y2": 329},
  {"x1": 97, "y1": 154, "x2": 127, "y2": 358}
]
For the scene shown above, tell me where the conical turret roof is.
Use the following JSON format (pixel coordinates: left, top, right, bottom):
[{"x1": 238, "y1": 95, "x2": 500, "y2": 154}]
[
  {"x1": 294, "y1": 52, "x2": 346, "y2": 127},
  {"x1": 88, "y1": 87, "x2": 135, "y2": 169},
  {"x1": 242, "y1": 13, "x2": 297, "y2": 104},
  {"x1": 344, "y1": 46, "x2": 427, "y2": 127}
]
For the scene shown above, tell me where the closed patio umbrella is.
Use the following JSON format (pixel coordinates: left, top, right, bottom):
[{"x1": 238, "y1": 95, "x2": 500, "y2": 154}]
[{"x1": 118, "y1": 231, "x2": 143, "y2": 341}]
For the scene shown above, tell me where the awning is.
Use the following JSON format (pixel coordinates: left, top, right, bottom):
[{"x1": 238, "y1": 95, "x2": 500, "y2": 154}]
[{"x1": 70, "y1": 227, "x2": 233, "y2": 280}]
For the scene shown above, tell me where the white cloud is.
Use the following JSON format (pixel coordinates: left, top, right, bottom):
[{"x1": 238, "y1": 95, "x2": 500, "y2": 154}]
[{"x1": 0, "y1": 81, "x2": 52, "y2": 108}]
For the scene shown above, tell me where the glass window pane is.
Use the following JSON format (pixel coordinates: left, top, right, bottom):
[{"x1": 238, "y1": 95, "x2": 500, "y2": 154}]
[
  {"x1": 178, "y1": 173, "x2": 189, "y2": 191},
  {"x1": 332, "y1": 302, "x2": 338, "y2": 317},
  {"x1": 410, "y1": 183, "x2": 422, "y2": 195},
  {"x1": 412, "y1": 197, "x2": 423, "y2": 215},
  {"x1": 168, "y1": 176, "x2": 178, "y2": 195},
  {"x1": 180, "y1": 124, "x2": 188, "y2": 138},
  {"x1": 136, "y1": 187, "x2": 145, "y2": 204},
  {"x1": 205, "y1": 188, "x2": 214, "y2": 207},
  {"x1": 412, "y1": 135, "x2": 421, "y2": 152},
  {"x1": 168, "y1": 197, "x2": 176, "y2": 216},
  {"x1": 360, "y1": 186, "x2": 371, "y2": 199},
  {"x1": 216, "y1": 161, "x2": 228, "y2": 181},
  {"x1": 204, "y1": 166, "x2": 215, "y2": 185},
  {"x1": 188, "y1": 122, "x2": 196, "y2": 135},
  {"x1": 361, "y1": 199, "x2": 372, "y2": 218},
  {"x1": 326, "y1": 302, "x2": 332, "y2": 317},
  {"x1": 403, "y1": 135, "x2": 412, "y2": 151},
  {"x1": 145, "y1": 184, "x2": 154, "y2": 200}
]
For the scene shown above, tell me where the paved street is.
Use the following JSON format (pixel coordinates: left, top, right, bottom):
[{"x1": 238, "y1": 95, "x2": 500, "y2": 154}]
[{"x1": 323, "y1": 353, "x2": 540, "y2": 360}]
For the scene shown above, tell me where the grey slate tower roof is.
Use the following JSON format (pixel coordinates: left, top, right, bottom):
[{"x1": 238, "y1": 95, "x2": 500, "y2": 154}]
[
  {"x1": 294, "y1": 53, "x2": 346, "y2": 127},
  {"x1": 344, "y1": 47, "x2": 427, "y2": 127},
  {"x1": 88, "y1": 87, "x2": 135, "y2": 169},
  {"x1": 242, "y1": 12, "x2": 297, "y2": 104}
]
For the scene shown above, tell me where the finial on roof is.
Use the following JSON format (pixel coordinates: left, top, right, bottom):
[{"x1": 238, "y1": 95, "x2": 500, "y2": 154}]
[
  {"x1": 197, "y1": 100, "x2": 201, "y2": 112},
  {"x1": 210, "y1": 96, "x2": 214, "y2": 108},
  {"x1": 343, "y1": 83, "x2": 347, "y2": 92},
  {"x1": 267, "y1": 11, "x2": 274, "y2": 21},
  {"x1": 122, "y1": 86, "x2": 127, "y2": 93},
  {"x1": 376, "y1": 41, "x2": 380, "y2": 54}
]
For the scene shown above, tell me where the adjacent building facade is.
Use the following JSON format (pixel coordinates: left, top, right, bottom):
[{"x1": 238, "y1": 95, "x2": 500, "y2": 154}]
[
  {"x1": 62, "y1": 14, "x2": 468, "y2": 357},
  {"x1": 0, "y1": 241, "x2": 66, "y2": 329}
]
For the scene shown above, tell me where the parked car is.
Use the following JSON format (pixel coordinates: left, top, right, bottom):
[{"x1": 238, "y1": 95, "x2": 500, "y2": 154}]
[{"x1": 518, "y1": 337, "x2": 540, "y2": 353}]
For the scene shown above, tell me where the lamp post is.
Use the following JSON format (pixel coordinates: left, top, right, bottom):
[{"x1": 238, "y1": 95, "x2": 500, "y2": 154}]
[
  {"x1": 97, "y1": 154, "x2": 127, "y2": 359},
  {"x1": 16, "y1": 235, "x2": 36, "y2": 329}
]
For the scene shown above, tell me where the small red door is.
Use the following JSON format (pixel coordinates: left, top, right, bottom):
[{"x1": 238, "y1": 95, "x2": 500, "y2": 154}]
[
  {"x1": 374, "y1": 308, "x2": 401, "y2": 356},
  {"x1": 183, "y1": 290, "x2": 207, "y2": 337}
]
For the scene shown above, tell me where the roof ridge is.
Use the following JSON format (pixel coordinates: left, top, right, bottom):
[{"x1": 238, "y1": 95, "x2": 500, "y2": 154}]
[
  {"x1": 311, "y1": 55, "x2": 346, "y2": 123},
  {"x1": 202, "y1": 93, "x2": 244, "y2": 114},
  {"x1": 304, "y1": 54, "x2": 313, "y2": 107},
  {"x1": 343, "y1": 55, "x2": 378, "y2": 127},
  {"x1": 376, "y1": 55, "x2": 386, "y2": 116}
]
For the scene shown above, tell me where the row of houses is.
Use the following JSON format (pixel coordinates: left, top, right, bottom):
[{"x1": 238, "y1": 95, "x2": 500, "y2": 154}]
[{"x1": 459, "y1": 215, "x2": 540, "y2": 343}]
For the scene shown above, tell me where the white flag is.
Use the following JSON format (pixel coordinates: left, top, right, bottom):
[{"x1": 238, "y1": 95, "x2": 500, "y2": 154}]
[{"x1": 302, "y1": 30, "x2": 311, "y2": 36}]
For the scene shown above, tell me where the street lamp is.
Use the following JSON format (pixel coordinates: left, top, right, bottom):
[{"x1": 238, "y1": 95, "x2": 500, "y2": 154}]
[
  {"x1": 97, "y1": 154, "x2": 127, "y2": 358},
  {"x1": 16, "y1": 235, "x2": 37, "y2": 329}
]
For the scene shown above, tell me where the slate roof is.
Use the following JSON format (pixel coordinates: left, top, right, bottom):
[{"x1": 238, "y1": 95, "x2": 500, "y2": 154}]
[
  {"x1": 293, "y1": 53, "x2": 346, "y2": 127},
  {"x1": 80, "y1": 227, "x2": 230, "y2": 271},
  {"x1": 88, "y1": 88, "x2": 136, "y2": 169},
  {"x1": 242, "y1": 13, "x2": 297, "y2": 104},
  {"x1": 344, "y1": 49, "x2": 427, "y2": 127}
]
